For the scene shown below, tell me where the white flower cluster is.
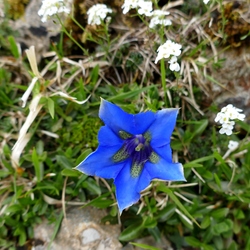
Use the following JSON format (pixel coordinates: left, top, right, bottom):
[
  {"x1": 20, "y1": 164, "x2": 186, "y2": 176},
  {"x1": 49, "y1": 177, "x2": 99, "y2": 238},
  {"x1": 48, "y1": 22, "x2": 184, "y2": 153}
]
[
  {"x1": 122, "y1": 0, "x2": 172, "y2": 28},
  {"x1": 155, "y1": 40, "x2": 182, "y2": 72},
  {"x1": 87, "y1": 4, "x2": 112, "y2": 25},
  {"x1": 38, "y1": 0, "x2": 70, "y2": 23},
  {"x1": 122, "y1": 0, "x2": 153, "y2": 16},
  {"x1": 215, "y1": 104, "x2": 246, "y2": 135},
  {"x1": 149, "y1": 10, "x2": 172, "y2": 29}
]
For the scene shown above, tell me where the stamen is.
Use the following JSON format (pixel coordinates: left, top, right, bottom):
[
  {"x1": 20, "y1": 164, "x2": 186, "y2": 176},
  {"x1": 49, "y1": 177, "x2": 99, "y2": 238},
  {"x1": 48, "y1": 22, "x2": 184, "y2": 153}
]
[
  {"x1": 112, "y1": 130, "x2": 160, "y2": 177},
  {"x1": 135, "y1": 143, "x2": 144, "y2": 151}
]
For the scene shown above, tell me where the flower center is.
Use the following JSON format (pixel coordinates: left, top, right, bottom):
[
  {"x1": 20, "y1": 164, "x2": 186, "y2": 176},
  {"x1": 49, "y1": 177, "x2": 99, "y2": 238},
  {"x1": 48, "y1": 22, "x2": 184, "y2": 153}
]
[{"x1": 112, "y1": 130, "x2": 159, "y2": 177}]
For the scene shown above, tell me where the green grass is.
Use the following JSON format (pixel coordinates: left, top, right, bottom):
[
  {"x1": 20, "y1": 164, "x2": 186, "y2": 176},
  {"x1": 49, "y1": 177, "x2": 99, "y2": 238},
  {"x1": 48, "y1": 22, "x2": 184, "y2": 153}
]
[{"x1": 0, "y1": 0, "x2": 250, "y2": 249}]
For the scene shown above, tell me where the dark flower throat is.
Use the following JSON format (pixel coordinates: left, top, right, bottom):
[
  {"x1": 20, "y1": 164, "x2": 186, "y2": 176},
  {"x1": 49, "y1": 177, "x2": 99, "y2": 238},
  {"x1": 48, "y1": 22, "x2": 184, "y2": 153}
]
[{"x1": 112, "y1": 130, "x2": 159, "y2": 177}]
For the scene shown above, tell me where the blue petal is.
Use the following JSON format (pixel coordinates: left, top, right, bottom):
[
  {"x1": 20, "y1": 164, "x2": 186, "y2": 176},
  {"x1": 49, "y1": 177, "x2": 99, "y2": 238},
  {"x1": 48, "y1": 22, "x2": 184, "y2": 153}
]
[
  {"x1": 99, "y1": 99, "x2": 156, "y2": 135},
  {"x1": 145, "y1": 157, "x2": 186, "y2": 181},
  {"x1": 153, "y1": 144, "x2": 173, "y2": 162},
  {"x1": 114, "y1": 160, "x2": 151, "y2": 213},
  {"x1": 133, "y1": 112, "x2": 156, "y2": 134},
  {"x1": 148, "y1": 108, "x2": 179, "y2": 147},
  {"x1": 98, "y1": 125, "x2": 123, "y2": 146},
  {"x1": 76, "y1": 145, "x2": 124, "y2": 179}
]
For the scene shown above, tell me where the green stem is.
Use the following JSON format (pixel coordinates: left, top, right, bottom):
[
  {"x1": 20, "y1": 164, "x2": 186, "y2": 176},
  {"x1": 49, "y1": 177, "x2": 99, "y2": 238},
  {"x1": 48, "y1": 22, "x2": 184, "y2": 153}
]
[
  {"x1": 56, "y1": 15, "x2": 88, "y2": 55},
  {"x1": 159, "y1": 26, "x2": 168, "y2": 106},
  {"x1": 218, "y1": 0, "x2": 227, "y2": 42},
  {"x1": 160, "y1": 58, "x2": 167, "y2": 105},
  {"x1": 103, "y1": 22, "x2": 111, "y2": 58},
  {"x1": 71, "y1": 15, "x2": 85, "y2": 33}
]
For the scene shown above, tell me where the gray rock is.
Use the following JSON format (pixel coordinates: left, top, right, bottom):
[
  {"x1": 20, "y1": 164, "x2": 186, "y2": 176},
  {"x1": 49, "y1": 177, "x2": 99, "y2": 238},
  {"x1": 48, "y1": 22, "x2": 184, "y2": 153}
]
[
  {"x1": 209, "y1": 46, "x2": 250, "y2": 120},
  {"x1": 9, "y1": 0, "x2": 72, "y2": 61},
  {"x1": 33, "y1": 206, "x2": 122, "y2": 250}
]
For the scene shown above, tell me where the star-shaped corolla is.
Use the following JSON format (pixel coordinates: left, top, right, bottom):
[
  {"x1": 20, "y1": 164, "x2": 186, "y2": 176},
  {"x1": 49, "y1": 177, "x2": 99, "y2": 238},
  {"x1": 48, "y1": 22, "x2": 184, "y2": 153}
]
[{"x1": 76, "y1": 99, "x2": 185, "y2": 213}]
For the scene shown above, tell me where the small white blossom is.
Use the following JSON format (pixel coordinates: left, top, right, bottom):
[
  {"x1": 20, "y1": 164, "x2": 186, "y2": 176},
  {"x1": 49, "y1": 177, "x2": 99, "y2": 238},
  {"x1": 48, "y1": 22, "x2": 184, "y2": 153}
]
[
  {"x1": 171, "y1": 43, "x2": 182, "y2": 57},
  {"x1": 216, "y1": 104, "x2": 245, "y2": 124},
  {"x1": 87, "y1": 4, "x2": 112, "y2": 25},
  {"x1": 223, "y1": 120, "x2": 235, "y2": 128},
  {"x1": 215, "y1": 104, "x2": 245, "y2": 135},
  {"x1": 221, "y1": 104, "x2": 242, "y2": 120},
  {"x1": 149, "y1": 10, "x2": 172, "y2": 28},
  {"x1": 137, "y1": 1, "x2": 153, "y2": 16},
  {"x1": 38, "y1": 0, "x2": 70, "y2": 23},
  {"x1": 219, "y1": 127, "x2": 232, "y2": 136},
  {"x1": 122, "y1": 0, "x2": 153, "y2": 16},
  {"x1": 228, "y1": 140, "x2": 239, "y2": 151},
  {"x1": 215, "y1": 112, "x2": 228, "y2": 124},
  {"x1": 203, "y1": 0, "x2": 210, "y2": 4},
  {"x1": 168, "y1": 56, "x2": 180, "y2": 72},
  {"x1": 121, "y1": 0, "x2": 140, "y2": 14},
  {"x1": 149, "y1": 17, "x2": 172, "y2": 28},
  {"x1": 152, "y1": 10, "x2": 170, "y2": 16},
  {"x1": 155, "y1": 40, "x2": 182, "y2": 64},
  {"x1": 237, "y1": 113, "x2": 246, "y2": 121}
]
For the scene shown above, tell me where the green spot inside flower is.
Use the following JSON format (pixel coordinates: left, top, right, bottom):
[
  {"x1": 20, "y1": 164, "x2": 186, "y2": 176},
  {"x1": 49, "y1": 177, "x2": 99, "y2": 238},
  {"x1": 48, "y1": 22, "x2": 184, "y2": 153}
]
[
  {"x1": 131, "y1": 162, "x2": 143, "y2": 177},
  {"x1": 143, "y1": 131, "x2": 151, "y2": 142},
  {"x1": 119, "y1": 130, "x2": 133, "y2": 140},
  {"x1": 112, "y1": 145, "x2": 130, "y2": 162},
  {"x1": 149, "y1": 151, "x2": 159, "y2": 163}
]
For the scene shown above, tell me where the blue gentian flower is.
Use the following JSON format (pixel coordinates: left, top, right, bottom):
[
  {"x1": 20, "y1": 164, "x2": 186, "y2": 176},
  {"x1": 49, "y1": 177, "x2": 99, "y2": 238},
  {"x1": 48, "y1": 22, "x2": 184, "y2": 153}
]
[{"x1": 76, "y1": 99, "x2": 185, "y2": 213}]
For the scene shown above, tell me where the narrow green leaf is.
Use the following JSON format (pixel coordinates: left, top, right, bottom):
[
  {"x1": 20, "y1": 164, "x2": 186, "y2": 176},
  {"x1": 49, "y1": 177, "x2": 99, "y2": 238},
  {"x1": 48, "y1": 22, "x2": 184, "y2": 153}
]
[
  {"x1": 143, "y1": 217, "x2": 157, "y2": 228},
  {"x1": 8, "y1": 36, "x2": 19, "y2": 58},
  {"x1": 47, "y1": 98, "x2": 55, "y2": 119},
  {"x1": 184, "y1": 163, "x2": 203, "y2": 168},
  {"x1": 130, "y1": 242, "x2": 161, "y2": 250},
  {"x1": 178, "y1": 212, "x2": 194, "y2": 229},
  {"x1": 48, "y1": 211, "x2": 64, "y2": 249},
  {"x1": 194, "y1": 119, "x2": 208, "y2": 136},
  {"x1": 214, "y1": 173, "x2": 221, "y2": 189},
  {"x1": 32, "y1": 148, "x2": 43, "y2": 182},
  {"x1": 185, "y1": 236, "x2": 201, "y2": 247},
  {"x1": 205, "y1": 74, "x2": 227, "y2": 90},
  {"x1": 2, "y1": 159, "x2": 14, "y2": 173},
  {"x1": 237, "y1": 120, "x2": 250, "y2": 133},
  {"x1": 82, "y1": 178, "x2": 101, "y2": 195},
  {"x1": 119, "y1": 221, "x2": 145, "y2": 241},
  {"x1": 56, "y1": 155, "x2": 74, "y2": 169},
  {"x1": 157, "y1": 186, "x2": 200, "y2": 227},
  {"x1": 184, "y1": 155, "x2": 214, "y2": 166},
  {"x1": 156, "y1": 203, "x2": 176, "y2": 222},
  {"x1": 90, "y1": 65, "x2": 99, "y2": 84},
  {"x1": 187, "y1": 40, "x2": 206, "y2": 57},
  {"x1": 0, "y1": 170, "x2": 10, "y2": 178},
  {"x1": 213, "y1": 220, "x2": 232, "y2": 235},
  {"x1": 201, "y1": 216, "x2": 211, "y2": 229},
  {"x1": 75, "y1": 149, "x2": 92, "y2": 165},
  {"x1": 5, "y1": 204, "x2": 22, "y2": 214},
  {"x1": 0, "y1": 89, "x2": 12, "y2": 104},
  {"x1": 107, "y1": 86, "x2": 153, "y2": 102},
  {"x1": 213, "y1": 151, "x2": 231, "y2": 179},
  {"x1": 81, "y1": 192, "x2": 112, "y2": 209},
  {"x1": 18, "y1": 230, "x2": 26, "y2": 246},
  {"x1": 61, "y1": 168, "x2": 80, "y2": 177},
  {"x1": 211, "y1": 208, "x2": 229, "y2": 219}
]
